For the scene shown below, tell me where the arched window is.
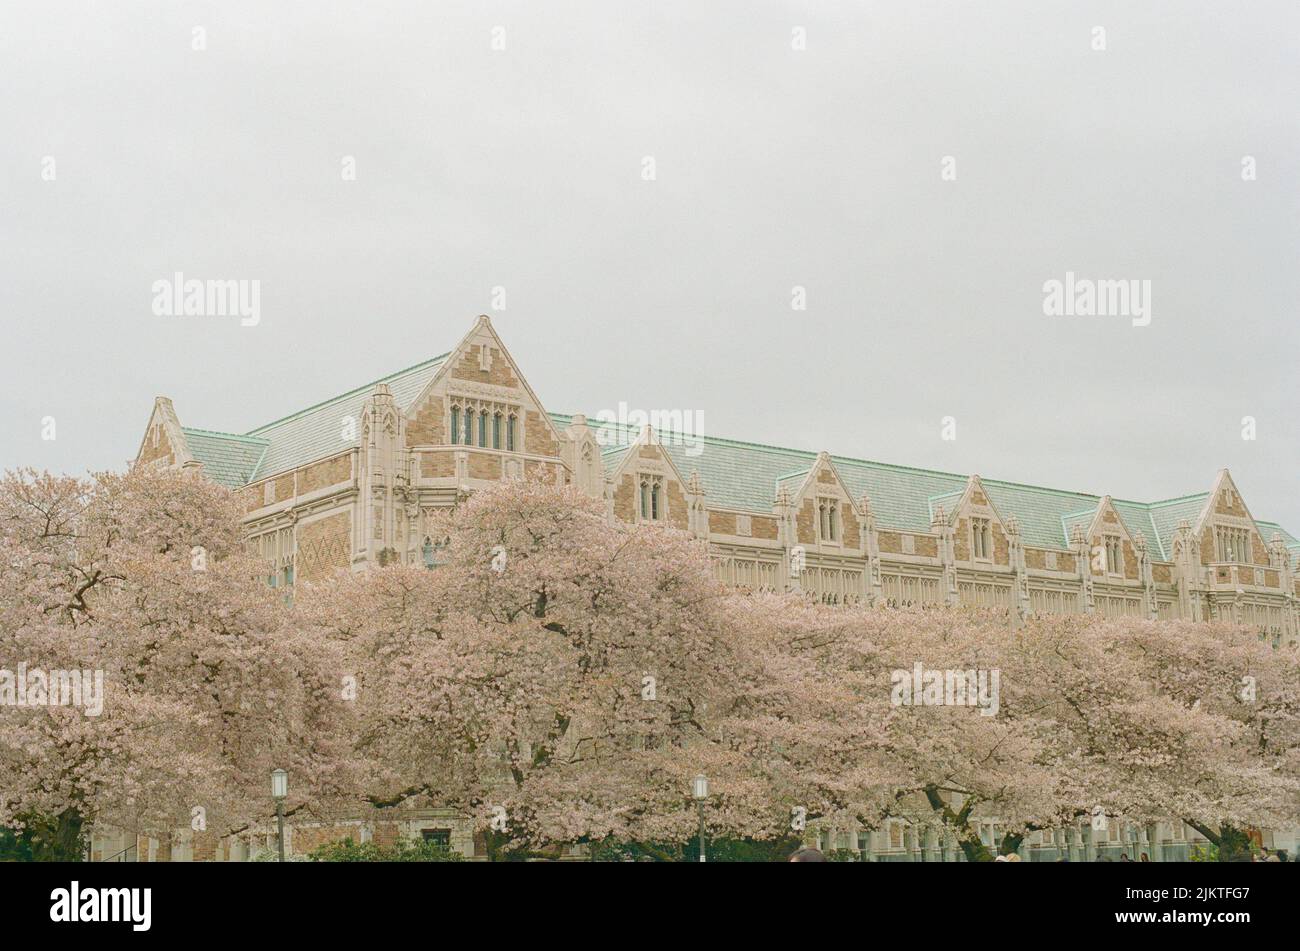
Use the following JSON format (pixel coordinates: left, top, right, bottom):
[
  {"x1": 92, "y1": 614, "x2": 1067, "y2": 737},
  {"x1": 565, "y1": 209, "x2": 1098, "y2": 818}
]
[
  {"x1": 478, "y1": 410, "x2": 488, "y2": 447},
  {"x1": 651, "y1": 482, "x2": 661, "y2": 520},
  {"x1": 639, "y1": 478, "x2": 650, "y2": 519},
  {"x1": 450, "y1": 406, "x2": 460, "y2": 445},
  {"x1": 493, "y1": 412, "x2": 502, "y2": 449},
  {"x1": 507, "y1": 414, "x2": 517, "y2": 452},
  {"x1": 422, "y1": 536, "x2": 435, "y2": 569}
]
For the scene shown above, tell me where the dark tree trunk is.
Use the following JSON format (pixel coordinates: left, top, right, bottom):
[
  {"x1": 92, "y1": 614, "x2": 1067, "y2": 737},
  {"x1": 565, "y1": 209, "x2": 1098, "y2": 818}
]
[{"x1": 11, "y1": 809, "x2": 87, "y2": 862}]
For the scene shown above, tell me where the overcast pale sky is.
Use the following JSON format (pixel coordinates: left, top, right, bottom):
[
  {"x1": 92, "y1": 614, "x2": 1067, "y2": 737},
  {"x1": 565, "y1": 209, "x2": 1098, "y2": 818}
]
[{"x1": 2, "y1": 1, "x2": 1296, "y2": 530}]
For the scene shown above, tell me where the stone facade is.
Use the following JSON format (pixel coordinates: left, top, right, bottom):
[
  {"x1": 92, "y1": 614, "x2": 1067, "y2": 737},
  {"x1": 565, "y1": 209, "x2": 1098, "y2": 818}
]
[
  {"x1": 124, "y1": 314, "x2": 1300, "y2": 861},
  {"x1": 134, "y1": 315, "x2": 1299, "y2": 648}
]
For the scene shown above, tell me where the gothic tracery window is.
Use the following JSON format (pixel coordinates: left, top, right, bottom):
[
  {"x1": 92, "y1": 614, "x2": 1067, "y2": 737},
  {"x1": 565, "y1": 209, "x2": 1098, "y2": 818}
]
[
  {"x1": 817, "y1": 498, "x2": 841, "y2": 543},
  {"x1": 639, "y1": 475, "x2": 664, "y2": 521}
]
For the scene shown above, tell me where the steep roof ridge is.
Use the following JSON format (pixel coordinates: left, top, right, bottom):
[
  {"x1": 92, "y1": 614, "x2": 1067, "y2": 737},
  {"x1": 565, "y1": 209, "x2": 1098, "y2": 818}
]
[
  {"x1": 181, "y1": 427, "x2": 269, "y2": 445},
  {"x1": 247, "y1": 352, "x2": 450, "y2": 436}
]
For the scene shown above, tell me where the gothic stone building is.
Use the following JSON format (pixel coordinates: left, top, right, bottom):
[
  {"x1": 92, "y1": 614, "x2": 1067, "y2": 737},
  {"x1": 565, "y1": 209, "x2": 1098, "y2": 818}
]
[
  {"x1": 125, "y1": 314, "x2": 1299, "y2": 860},
  {"x1": 135, "y1": 315, "x2": 1299, "y2": 646}
]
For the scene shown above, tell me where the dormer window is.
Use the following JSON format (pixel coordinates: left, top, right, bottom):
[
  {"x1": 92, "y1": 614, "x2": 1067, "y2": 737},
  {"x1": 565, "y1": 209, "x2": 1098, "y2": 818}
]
[
  {"x1": 817, "y1": 498, "x2": 841, "y2": 543},
  {"x1": 971, "y1": 518, "x2": 992, "y2": 560},
  {"x1": 639, "y1": 475, "x2": 664, "y2": 521},
  {"x1": 1103, "y1": 534, "x2": 1123, "y2": 574}
]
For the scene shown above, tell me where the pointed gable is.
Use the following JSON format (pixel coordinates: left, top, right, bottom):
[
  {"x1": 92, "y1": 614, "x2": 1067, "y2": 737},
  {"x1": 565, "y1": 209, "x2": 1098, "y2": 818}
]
[
  {"x1": 1198, "y1": 470, "x2": 1270, "y2": 565},
  {"x1": 135, "y1": 397, "x2": 196, "y2": 471},
  {"x1": 945, "y1": 475, "x2": 1012, "y2": 565},
  {"x1": 783, "y1": 453, "x2": 862, "y2": 548},
  {"x1": 1085, "y1": 496, "x2": 1141, "y2": 580},
  {"x1": 607, "y1": 426, "x2": 691, "y2": 530},
  {"x1": 405, "y1": 315, "x2": 564, "y2": 459}
]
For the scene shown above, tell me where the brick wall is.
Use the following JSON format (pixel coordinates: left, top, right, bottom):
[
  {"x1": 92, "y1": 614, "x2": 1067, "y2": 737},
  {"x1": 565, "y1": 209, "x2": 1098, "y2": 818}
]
[
  {"x1": 138, "y1": 425, "x2": 174, "y2": 466},
  {"x1": 449, "y1": 345, "x2": 520, "y2": 388},
  {"x1": 298, "y1": 454, "x2": 351, "y2": 494},
  {"x1": 469, "y1": 451, "x2": 502, "y2": 481},
  {"x1": 796, "y1": 500, "x2": 815, "y2": 545},
  {"x1": 406, "y1": 394, "x2": 446, "y2": 446},
  {"x1": 420, "y1": 450, "x2": 456, "y2": 478},
  {"x1": 297, "y1": 510, "x2": 351, "y2": 582},
  {"x1": 710, "y1": 511, "x2": 737, "y2": 534}
]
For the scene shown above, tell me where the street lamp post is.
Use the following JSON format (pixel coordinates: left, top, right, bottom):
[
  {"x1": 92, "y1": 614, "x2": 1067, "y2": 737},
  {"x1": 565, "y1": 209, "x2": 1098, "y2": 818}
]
[
  {"x1": 271, "y1": 768, "x2": 288, "y2": 862},
  {"x1": 692, "y1": 774, "x2": 708, "y2": 863}
]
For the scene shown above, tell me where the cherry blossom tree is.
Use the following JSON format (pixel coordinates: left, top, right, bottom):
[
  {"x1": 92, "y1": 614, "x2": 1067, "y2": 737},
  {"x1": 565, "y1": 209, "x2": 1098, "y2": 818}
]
[
  {"x1": 0, "y1": 467, "x2": 351, "y2": 859},
  {"x1": 300, "y1": 477, "x2": 776, "y2": 858},
  {"x1": 726, "y1": 599, "x2": 1300, "y2": 861},
  {"x1": 7, "y1": 464, "x2": 1293, "y2": 863}
]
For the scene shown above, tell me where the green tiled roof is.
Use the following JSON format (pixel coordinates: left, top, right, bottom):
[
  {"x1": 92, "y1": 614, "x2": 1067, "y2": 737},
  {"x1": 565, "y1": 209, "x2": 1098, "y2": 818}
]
[
  {"x1": 598, "y1": 443, "x2": 632, "y2": 476},
  {"x1": 182, "y1": 429, "x2": 268, "y2": 488},
  {"x1": 1255, "y1": 520, "x2": 1298, "y2": 548},
  {"x1": 1059, "y1": 509, "x2": 1095, "y2": 543},
  {"x1": 552, "y1": 412, "x2": 1294, "y2": 559},
  {"x1": 776, "y1": 469, "x2": 811, "y2": 494},
  {"x1": 175, "y1": 365, "x2": 1295, "y2": 562},
  {"x1": 244, "y1": 354, "x2": 448, "y2": 480},
  {"x1": 1146, "y1": 494, "x2": 1210, "y2": 559},
  {"x1": 927, "y1": 489, "x2": 964, "y2": 522},
  {"x1": 1111, "y1": 501, "x2": 1162, "y2": 557}
]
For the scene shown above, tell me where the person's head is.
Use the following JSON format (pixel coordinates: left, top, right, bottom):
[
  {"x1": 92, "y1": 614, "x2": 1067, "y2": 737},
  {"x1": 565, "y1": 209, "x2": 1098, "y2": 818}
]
[
  {"x1": 1005, "y1": 853, "x2": 1021, "y2": 862},
  {"x1": 788, "y1": 847, "x2": 826, "y2": 863},
  {"x1": 1139, "y1": 852, "x2": 1149, "y2": 862},
  {"x1": 1120, "y1": 852, "x2": 1129, "y2": 861}
]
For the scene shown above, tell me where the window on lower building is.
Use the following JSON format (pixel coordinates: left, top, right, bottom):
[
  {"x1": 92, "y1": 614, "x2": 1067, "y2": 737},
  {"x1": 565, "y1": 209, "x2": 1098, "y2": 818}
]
[
  {"x1": 256, "y1": 526, "x2": 295, "y2": 589},
  {"x1": 422, "y1": 536, "x2": 449, "y2": 569},
  {"x1": 421, "y1": 829, "x2": 451, "y2": 850},
  {"x1": 493, "y1": 412, "x2": 502, "y2": 449},
  {"x1": 507, "y1": 414, "x2": 517, "y2": 451}
]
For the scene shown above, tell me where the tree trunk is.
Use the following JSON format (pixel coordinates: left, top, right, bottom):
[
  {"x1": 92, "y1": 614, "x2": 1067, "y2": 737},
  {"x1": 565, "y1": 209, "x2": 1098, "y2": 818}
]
[
  {"x1": 1182, "y1": 819, "x2": 1251, "y2": 861},
  {"x1": 923, "y1": 785, "x2": 993, "y2": 862},
  {"x1": 17, "y1": 809, "x2": 87, "y2": 861}
]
